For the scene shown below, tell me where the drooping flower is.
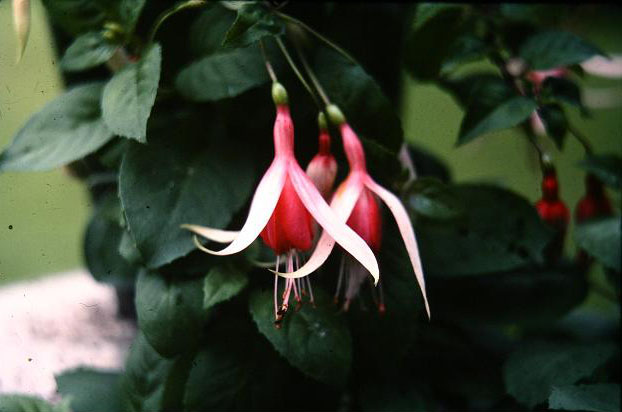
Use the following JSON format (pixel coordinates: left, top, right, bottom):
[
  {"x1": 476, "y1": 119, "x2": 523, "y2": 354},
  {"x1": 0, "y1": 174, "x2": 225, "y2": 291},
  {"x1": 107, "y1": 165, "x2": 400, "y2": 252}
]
[
  {"x1": 534, "y1": 159, "x2": 570, "y2": 263},
  {"x1": 305, "y1": 112, "x2": 337, "y2": 200},
  {"x1": 182, "y1": 83, "x2": 379, "y2": 325},
  {"x1": 277, "y1": 104, "x2": 431, "y2": 319}
]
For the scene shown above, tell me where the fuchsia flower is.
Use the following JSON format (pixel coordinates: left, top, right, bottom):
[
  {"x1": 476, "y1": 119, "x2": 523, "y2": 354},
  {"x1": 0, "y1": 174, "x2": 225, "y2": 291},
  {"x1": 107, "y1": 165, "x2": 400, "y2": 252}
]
[
  {"x1": 305, "y1": 112, "x2": 337, "y2": 200},
  {"x1": 277, "y1": 105, "x2": 431, "y2": 319},
  {"x1": 182, "y1": 83, "x2": 379, "y2": 324}
]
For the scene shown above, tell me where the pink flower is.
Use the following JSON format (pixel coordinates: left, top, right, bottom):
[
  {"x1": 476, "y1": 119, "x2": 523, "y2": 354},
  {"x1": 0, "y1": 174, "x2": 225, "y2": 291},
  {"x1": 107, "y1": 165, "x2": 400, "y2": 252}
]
[
  {"x1": 276, "y1": 105, "x2": 430, "y2": 319},
  {"x1": 305, "y1": 113, "x2": 337, "y2": 200},
  {"x1": 182, "y1": 84, "x2": 379, "y2": 324}
]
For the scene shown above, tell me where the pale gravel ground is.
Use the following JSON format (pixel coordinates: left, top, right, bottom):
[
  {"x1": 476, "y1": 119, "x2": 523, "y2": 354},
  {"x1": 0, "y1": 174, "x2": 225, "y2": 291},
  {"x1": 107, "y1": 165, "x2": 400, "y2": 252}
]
[{"x1": 0, "y1": 270, "x2": 136, "y2": 401}]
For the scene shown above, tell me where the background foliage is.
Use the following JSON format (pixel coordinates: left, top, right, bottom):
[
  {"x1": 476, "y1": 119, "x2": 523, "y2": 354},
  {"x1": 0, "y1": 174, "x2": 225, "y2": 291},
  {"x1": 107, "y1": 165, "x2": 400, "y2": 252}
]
[{"x1": 0, "y1": 2, "x2": 620, "y2": 411}]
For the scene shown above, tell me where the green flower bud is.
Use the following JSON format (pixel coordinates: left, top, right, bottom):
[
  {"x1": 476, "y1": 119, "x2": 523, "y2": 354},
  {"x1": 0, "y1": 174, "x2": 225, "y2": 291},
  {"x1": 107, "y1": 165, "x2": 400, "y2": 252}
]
[
  {"x1": 318, "y1": 112, "x2": 328, "y2": 131},
  {"x1": 272, "y1": 82, "x2": 289, "y2": 106},
  {"x1": 326, "y1": 104, "x2": 346, "y2": 126}
]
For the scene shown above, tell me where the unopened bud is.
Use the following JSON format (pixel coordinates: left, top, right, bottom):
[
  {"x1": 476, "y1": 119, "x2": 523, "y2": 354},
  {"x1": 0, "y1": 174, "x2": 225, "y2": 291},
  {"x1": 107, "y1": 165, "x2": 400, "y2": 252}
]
[
  {"x1": 326, "y1": 104, "x2": 346, "y2": 126},
  {"x1": 272, "y1": 82, "x2": 288, "y2": 106},
  {"x1": 318, "y1": 112, "x2": 328, "y2": 131}
]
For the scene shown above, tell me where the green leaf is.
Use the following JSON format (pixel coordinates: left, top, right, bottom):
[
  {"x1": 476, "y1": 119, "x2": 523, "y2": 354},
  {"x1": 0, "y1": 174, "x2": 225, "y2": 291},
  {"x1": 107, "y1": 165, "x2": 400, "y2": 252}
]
[
  {"x1": 458, "y1": 96, "x2": 537, "y2": 145},
  {"x1": 121, "y1": 332, "x2": 187, "y2": 412},
  {"x1": 504, "y1": 342, "x2": 617, "y2": 409},
  {"x1": 519, "y1": 30, "x2": 605, "y2": 70},
  {"x1": 203, "y1": 264, "x2": 248, "y2": 310},
  {"x1": 118, "y1": 0, "x2": 146, "y2": 30},
  {"x1": 404, "y1": 4, "x2": 466, "y2": 81},
  {"x1": 575, "y1": 217, "x2": 621, "y2": 271},
  {"x1": 118, "y1": 132, "x2": 254, "y2": 268},
  {"x1": 406, "y1": 177, "x2": 464, "y2": 220},
  {"x1": 538, "y1": 103, "x2": 568, "y2": 148},
  {"x1": 442, "y1": 34, "x2": 490, "y2": 73},
  {"x1": 549, "y1": 384, "x2": 621, "y2": 412},
  {"x1": 61, "y1": 31, "x2": 118, "y2": 72},
  {"x1": 222, "y1": 3, "x2": 284, "y2": 49},
  {"x1": 416, "y1": 184, "x2": 553, "y2": 276},
  {"x1": 427, "y1": 263, "x2": 588, "y2": 324},
  {"x1": 135, "y1": 270, "x2": 207, "y2": 357},
  {"x1": 541, "y1": 77, "x2": 585, "y2": 110},
  {"x1": 175, "y1": 45, "x2": 270, "y2": 102},
  {"x1": 0, "y1": 83, "x2": 113, "y2": 172},
  {"x1": 0, "y1": 395, "x2": 70, "y2": 412},
  {"x1": 442, "y1": 74, "x2": 514, "y2": 109},
  {"x1": 189, "y1": 4, "x2": 237, "y2": 56},
  {"x1": 102, "y1": 44, "x2": 162, "y2": 142},
  {"x1": 315, "y1": 47, "x2": 403, "y2": 152},
  {"x1": 55, "y1": 368, "x2": 123, "y2": 412},
  {"x1": 579, "y1": 154, "x2": 622, "y2": 189},
  {"x1": 249, "y1": 289, "x2": 352, "y2": 387},
  {"x1": 84, "y1": 193, "x2": 139, "y2": 286}
]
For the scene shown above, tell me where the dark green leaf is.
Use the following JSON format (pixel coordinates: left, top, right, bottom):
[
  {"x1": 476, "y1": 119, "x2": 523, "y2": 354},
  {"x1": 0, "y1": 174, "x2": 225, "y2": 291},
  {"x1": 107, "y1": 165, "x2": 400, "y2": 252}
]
[
  {"x1": 85, "y1": 192, "x2": 139, "y2": 286},
  {"x1": 0, "y1": 395, "x2": 70, "y2": 412},
  {"x1": 175, "y1": 45, "x2": 270, "y2": 102},
  {"x1": 121, "y1": 332, "x2": 187, "y2": 412},
  {"x1": 315, "y1": 47, "x2": 403, "y2": 152},
  {"x1": 102, "y1": 44, "x2": 162, "y2": 142},
  {"x1": 541, "y1": 77, "x2": 584, "y2": 109},
  {"x1": 222, "y1": 3, "x2": 284, "y2": 49},
  {"x1": 442, "y1": 34, "x2": 489, "y2": 73},
  {"x1": 416, "y1": 184, "x2": 553, "y2": 276},
  {"x1": 427, "y1": 263, "x2": 588, "y2": 324},
  {"x1": 575, "y1": 217, "x2": 621, "y2": 271},
  {"x1": 406, "y1": 177, "x2": 464, "y2": 220},
  {"x1": 135, "y1": 270, "x2": 207, "y2": 357},
  {"x1": 118, "y1": 230, "x2": 142, "y2": 265},
  {"x1": 442, "y1": 74, "x2": 514, "y2": 109},
  {"x1": 55, "y1": 368, "x2": 122, "y2": 412},
  {"x1": 118, "y1": 132, "x2": 254, "y2": 268},
  {"x1": 61, "y1": 31, "x2": 118, "y2": 72},
  {"x1": 549, "y1": 384, "x2": 621, "y2": 412},
  {"x1": 203, "y1": 264, "x2": 248, "y2": 310},
  {"x1": 458, "y1": 96, "x2": 537, "y2": 145},
  {"x1": 504, "y1": 342, "x2": 617, "y2": 409},
  {"x1": 0, "y1": 83, "x2": 113, "y2": 172},
  {"x1": 118, "y1": 0, "x2": 146, "y2": 30},
  {"x1": 41, "y1": 0, "x2": 108, "y2": 35},
  {"x1": 579, "y1": 154, "x2": 622, "y2": 189},
  {"x1": 538, "y1": 103, "x2": 568, "y2": 148},
  {"x1": 249, "y1": 289, "x2": 352, "y2": 387},
  {"x1": 519, "y1": 30, "x2": 605, "y2": 70},
  {"x1": 189, "y1": 4, "x2": 236, "y2": 56},
  {"x1": 404, "y1": 4, "x2": 466, "y2": 80}
]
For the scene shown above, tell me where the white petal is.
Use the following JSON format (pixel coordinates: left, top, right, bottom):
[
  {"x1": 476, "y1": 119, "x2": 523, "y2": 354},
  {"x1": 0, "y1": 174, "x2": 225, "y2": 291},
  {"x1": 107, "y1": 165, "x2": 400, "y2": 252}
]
[
  {"x1": 180, "y1": 224, "x2": 239, "y2": 243},
  {"x1": 365, "y1": 176, "x2": 431, "y2": 319},
  {"x1": 581, "y1": 55, "x2": 622, "y2": 78}
]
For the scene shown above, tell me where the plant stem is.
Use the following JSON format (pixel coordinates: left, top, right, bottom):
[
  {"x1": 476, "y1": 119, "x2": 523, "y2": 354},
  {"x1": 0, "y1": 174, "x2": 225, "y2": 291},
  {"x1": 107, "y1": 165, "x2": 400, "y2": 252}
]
[
  {"x1": 274, "y1": 37, "x2": 321, "y2": 108},
  {"x1": 148, "y1": 0, "x2": 206, "y2": 44},
  {"x1": 274, "y1": 11, "x2": 360, "y2": 66},
  {"x1": 295, "y1": 45, "x2": 331, "y2": 106},
  {"x1": 259, "y1": 40, "x2": 278, "y2": 83}
]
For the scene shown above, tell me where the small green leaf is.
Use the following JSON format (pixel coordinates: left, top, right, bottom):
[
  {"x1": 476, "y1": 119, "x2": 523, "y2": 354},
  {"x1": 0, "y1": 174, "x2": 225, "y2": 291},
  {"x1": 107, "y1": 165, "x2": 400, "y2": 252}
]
[
  {"x1": 538, "y1": 103, "x2": 568, "y2": 148},
  {"x1": 222, "y1": 3, "x2": 284, "y2": 49},
  {"x1": 119, "y1": 132, "x2": 254, "y2": 268},
  {"x1": 119, "y1": 0, "x2": 146, "y2": 30},
  {"x1": 249, "y1": 289, "x2": 352, "y2": 387},
  {"x1": 519, "y1": 30, "x2": 605, "y2": 70},
  {"x1": 541, "y1": 77, "x2": 585, "y2": 109},
  {"x1": 504, "y1": 342, "x2": 617, "y2": 409},
  {"x1": 315, "y1": 47, "x2": 403, "y2": 152},
  {"x1": 203, "y1": 264, "x2": 248, "y2": 310},
  {"x1": 575, "y1": 217, "x2": 621, "y2": 271},
  {"x1": 121, "y1": 332, "x2": 186, "y2": 412},
  {"x1": 55, "y1": 368, "x2": 123, "y2": 412},
  {"x1": 189, "y1": 4, "x2": 236, "y2": 56},
  {"x1": 102, "y1": 44, "x2": 162, "y2": 142},
  {"x1": 0, "y1": 83, "x2": 113, "y2": 172},
  {"x1": 175, "y1": 45, "x2": 270, "y2": 102},
  {"x1": 442, "y1": 34, "x2": 489, "y2": 73},
  {"x1": 579, "y1": 154, "x2": 622, "y2": 189},
  {"x1": 135, "y1": 270, "x2": 207, "y2": 357},
  {"x1": 458, "y1": 96, "x2": 537, "y2": 145},
  {"x1": 442, "y1": 74, "x2": 514, "y2": 109},
  {"x1": 61, "y1": 31, "x2": 118, "y2": 72},
  {"x1": 0, "y1": 395, "x2": 70, "y2": 412},
  {"x1": 549, "y1": 384, "x2": 621, "y2": 412}
]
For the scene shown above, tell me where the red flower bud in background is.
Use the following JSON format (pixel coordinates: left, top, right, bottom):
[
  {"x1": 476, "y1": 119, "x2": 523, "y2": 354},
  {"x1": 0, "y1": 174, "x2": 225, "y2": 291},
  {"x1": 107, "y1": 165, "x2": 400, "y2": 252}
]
[
  {"x1": 535, "y1": 161, "x2": 570, "y2": 263},
  {"x1": 306, "y1": 112, "x2": 337, "y2": 200}
]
